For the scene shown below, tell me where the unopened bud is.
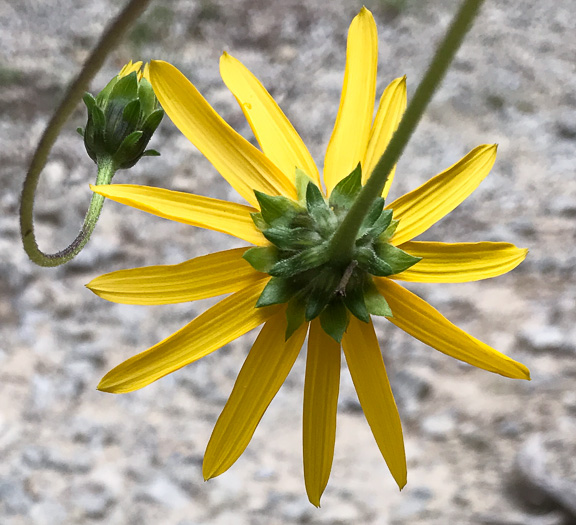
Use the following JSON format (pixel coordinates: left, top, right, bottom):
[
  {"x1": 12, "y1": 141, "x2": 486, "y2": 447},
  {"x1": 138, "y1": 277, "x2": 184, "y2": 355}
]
[{"x1": 78, "y1": 61, "x2": 164, "y2": 170}]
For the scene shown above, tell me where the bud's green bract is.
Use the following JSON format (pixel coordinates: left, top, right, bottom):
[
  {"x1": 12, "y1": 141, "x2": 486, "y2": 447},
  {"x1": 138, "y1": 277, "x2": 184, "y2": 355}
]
[{"x1": 78, "y1": 61, "x2": 164, "y2": 170}]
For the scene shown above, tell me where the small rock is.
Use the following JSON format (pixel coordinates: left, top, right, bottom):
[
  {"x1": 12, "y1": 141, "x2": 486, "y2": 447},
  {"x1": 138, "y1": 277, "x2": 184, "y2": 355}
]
[
  {"x1": 548, "y1": 195, "x2": 576, "y2": 218},
  {"x1": 459, "y1": 422, "x2": 490, "y2": 451},
  {"x1": 0, "y1": 476, "x2": 33, "y2": 515},
  {"x1": 165, "y1": 453, "x2": 203, "y2": 496},
  {"x1": 390, "y1": 486, "x2": 433, "y2": 521},
  {"x1": 22, "y1": 445, "x2": 93, "y2": 474},
  {"x1": 278, "y1": 495, "x2": 315, "y2": 522},
  {"x1": 556, "y1": 116, "x2": 576, "y2": 140},
  {"x1": 138, "y1": 475, "x2": 191, "y2": 509},
  {"x1": 497, "y1": 419, "x2": 522, "y2": 438},
  {"x1": 29, "y1": 501, "x2": 68, "y2": 525},
  {"x1": 562, "y1": 391, "x2": 576, "y2": 415},
  {"x1": 72, "y1": 481, "x2": 116, "y2": 520},
  {"x1": 420, "y1": 411, "x2": 457, "y2": 441},
  {"x1": 509, "y1": 435, "x2": 576, "y2": 520},
  {"x1": 392, "y1": 370, "x2": 431, "y2": 418},
  {"x1": 478, "y1": 510, "x2": 566, "y2": 525},
  {"x1": 516, "y1": 326, "x2": 575, "y2": 355},
  {"x1": 314, "y1": 499, "x2": 361, "y2": 523}
]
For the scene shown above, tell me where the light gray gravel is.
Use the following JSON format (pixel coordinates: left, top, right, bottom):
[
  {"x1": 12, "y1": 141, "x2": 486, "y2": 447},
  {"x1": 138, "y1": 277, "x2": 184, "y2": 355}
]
[{"x1": 1, "y1": 0, "x2": 576, "y2": 523}]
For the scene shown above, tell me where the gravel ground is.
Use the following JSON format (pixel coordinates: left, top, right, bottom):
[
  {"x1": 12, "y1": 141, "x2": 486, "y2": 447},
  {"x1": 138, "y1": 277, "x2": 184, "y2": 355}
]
[{"x1": 1, "y1": 0, "x2": 576, "y2": 523}]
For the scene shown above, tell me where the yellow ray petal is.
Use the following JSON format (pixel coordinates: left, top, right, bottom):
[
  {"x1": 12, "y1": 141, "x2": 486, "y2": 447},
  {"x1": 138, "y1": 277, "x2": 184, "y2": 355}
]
[
  {"x1": 362, "y1": 76, "x2": 407, "y2": 197},
  {"x1": 342, "y1": 317, "x2": 407, "y2": 489},
  {"x1": 87, "y1": 248, "x2": 264, "y2": 305},
  {"x1": 119, "y1": 60, "x2": 142, "y2": 77},
  {"x1": 303, "y1": 319, "x2": 341, "y2": 507},
  {"x1": 98, "y1": 280, "x2": 277, "y2": 393},
  {"x1": 203, "y1": 311, "x2": 308, "y2": 480},
  {"x1": 374, "y1": 278, "x2": 530, "y2": 379},
  {"x1": 91, "y1": 184, "x2": 267, "y2": 246},
  {"x1": 220, "y1": 52, "x2": 321, "y2": 187},
  {"x1": 149, "y1": 60, "x2": 296, "y2": 205},
  {"x1": 387, "y1": 144, "x2": 497, "y2": 246},
  {"x1": 394, "y1": 241, "x2": 528, "y2": 283},
  {"x1": 323, "y1": 7, "x2": 378, "y2": 194}
]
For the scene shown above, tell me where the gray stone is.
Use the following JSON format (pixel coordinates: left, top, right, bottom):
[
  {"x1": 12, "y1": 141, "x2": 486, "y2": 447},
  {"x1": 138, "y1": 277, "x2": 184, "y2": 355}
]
[
  {"x1": 548, "y1": 195, "x2": 576, "y2": 218},
  {"x1": 22, "y1": 445, "x2": 93, "y2": 474},
  {"x1": 278, "y1": 495, "x2": 315, "y2": 522},
  {"x1": 477, "y1": 510, "x2": 566, "y2": 525},
  {"x1": 29, "y1": 501, "x2": 68, "y2": 525},
  {"x1": 392, "y1": 370, "x2": 431, "y2": 418},
  {"x1": 420, "y1": 411, "x2": 457, "y2": 441},
  {"x1": 72, "y1": 481, "x2": 116, "y2": 520},
  {"x1": 516, "y1": 326, "x2": 575, "y2": 355},
  {"x1": 0, "y1": 476, "x2": 33, "y2": 515},
  {"x1": 390, "y1": 486, "x2": 433, "y2": 522},
  {"x1": 509, "y1": 435, "x2": 576, "y2": 519},
  {"x1": 137, "y1": 475, "x2": 191, "y2": 509}
]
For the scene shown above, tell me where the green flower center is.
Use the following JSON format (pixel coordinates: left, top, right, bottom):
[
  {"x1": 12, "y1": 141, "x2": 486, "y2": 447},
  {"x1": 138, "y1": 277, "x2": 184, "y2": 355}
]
[{"x1": 244, "y1": 166, "x2": 421, "y2": 342}]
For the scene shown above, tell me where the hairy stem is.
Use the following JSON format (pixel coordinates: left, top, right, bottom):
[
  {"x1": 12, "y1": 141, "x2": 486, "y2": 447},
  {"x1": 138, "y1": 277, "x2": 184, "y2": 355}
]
[
  {"x1": 328, "y1": 0, "x2": 485, "y2": 264},
  {"x1": 19, "y1": 0, "x2": 152, "y2": 267}
]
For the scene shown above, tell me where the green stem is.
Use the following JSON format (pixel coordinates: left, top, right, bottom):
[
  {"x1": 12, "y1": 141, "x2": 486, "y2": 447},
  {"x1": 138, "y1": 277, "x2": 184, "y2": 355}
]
[
  {"x1": 19, "y1": 0, "x2": 152, "y2": 267},
  {"x1": 328, "y1": 0, "x2": 485, "y2": 264}
]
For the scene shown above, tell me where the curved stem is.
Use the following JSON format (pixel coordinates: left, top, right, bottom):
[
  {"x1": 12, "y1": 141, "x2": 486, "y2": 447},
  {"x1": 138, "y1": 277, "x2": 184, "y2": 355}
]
[
  {"x1": 19, "y1": 0, "x2": 153, "y2": 267},
  {"x1": 328, "y1": 0, "x2": 485, "y2": 265}
]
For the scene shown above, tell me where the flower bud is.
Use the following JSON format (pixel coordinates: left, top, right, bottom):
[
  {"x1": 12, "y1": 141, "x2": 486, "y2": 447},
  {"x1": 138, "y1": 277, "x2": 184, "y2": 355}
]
[{"x1": 78, "y1": 61, "x2": 164, "y2": 170}]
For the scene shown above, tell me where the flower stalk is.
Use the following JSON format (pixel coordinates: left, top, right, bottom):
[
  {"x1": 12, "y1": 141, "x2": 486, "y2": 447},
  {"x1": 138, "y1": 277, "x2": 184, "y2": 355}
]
[
  {"x1": 328, "y1": 0, "x2": 485, "y2": 266},
  {"x1": 19, "y1": 0, "x2": 153, "y2": 267}
]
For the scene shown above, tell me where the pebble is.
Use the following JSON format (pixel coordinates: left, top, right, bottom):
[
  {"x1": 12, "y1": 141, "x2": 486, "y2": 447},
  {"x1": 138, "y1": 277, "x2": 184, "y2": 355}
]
[
  {"x1": 392, "y1": 370, "x2": 431, "y2": 419},
  {"x1": 420, "y1": 411, "x2": 457, "y2": 441},
  {"x1": 390, "y1": 487, "x2": 433, "y2": 521},
  {"x1": 137, "y1": 475, "x2": 191, "y2": 509},
  {"x1": 0, "y1": 476, "x2": 32, "y2": 515},
  {"x1": 509, "y1": 435, "x2": 576, "y2": 520},
  {"x1": 22, "y1": 445, "x2": 93, "y2": 474},
  {"x1": 517, "y1": 325, "x2": 575, "y2": 355},
  {"x1": 71, "y1": 481, "x2": 116, "y2": 520}
]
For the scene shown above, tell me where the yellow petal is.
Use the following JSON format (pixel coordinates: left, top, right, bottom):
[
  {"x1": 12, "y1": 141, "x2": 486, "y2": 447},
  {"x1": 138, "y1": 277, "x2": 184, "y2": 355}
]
[
  {"x1": 87, "y1": 248, "x2": 264, "y2": 305},
  {"x1": 119, "y1": 60, "x2": 142, "y2": 77},
  {"x1": 342, "y1": 317, "x2": 407, "y2": 489},
  {"x1": 203, "y1": 311, "x2": 308, "y2": 479},
  {"x1": 362, "y1": 76, "x2": 407, "y2": 197},
  {"x1": 149, "y1": 60, "x2": 296, "y2": 206},
  {"x1": 303, "y1": 319, "x2": 341, "y2": 507},
  {"x1": 98, "y1": 280, "x2": 277, "y2": 393},
  {"x1": 323, "y1": 7, "x2": 378, "y2": 194},
  {"x1": 91, "y1": 184, "x2": 267, "y2": 246},
  {"x1": 220, "y1": 52, "x2": 321, "y2": 187},
  {"x1": 374, "y1": 278, "x2": 530, "y2": 379},
  {"x1": 387, "y1": 144, "x2": 497, "y2": 245},
  {"x1": 394, "y1": 241, "x2": 528, "y2": 283}
]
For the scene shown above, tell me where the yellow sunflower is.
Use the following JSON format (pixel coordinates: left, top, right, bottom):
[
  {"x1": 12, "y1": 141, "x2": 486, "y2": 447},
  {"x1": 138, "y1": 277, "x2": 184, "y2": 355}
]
[{"x1": 88, "y1": 7, "x2": 529, "y2": 506}]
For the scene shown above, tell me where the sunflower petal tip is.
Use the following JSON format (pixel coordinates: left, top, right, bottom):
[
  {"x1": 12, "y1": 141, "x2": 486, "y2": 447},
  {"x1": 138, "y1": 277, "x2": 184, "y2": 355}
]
[
  {"x1": 202, "y1": 466, "x2": 216, "y2": 482},
  {"x1": 96, "y1": 380, "x2": 111, "y2": 393},
  {"x1": 358, "y1": 5, "x2": 373, "y2": 17}
]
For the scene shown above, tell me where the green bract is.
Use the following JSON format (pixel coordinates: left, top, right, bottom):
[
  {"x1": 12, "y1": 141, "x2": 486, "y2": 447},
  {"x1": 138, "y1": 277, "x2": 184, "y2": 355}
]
[
  {"x1": 78, "y1": 70, "x2": 164, "y2": 170},
  {"x1": 244, "y1": 167, "x2": 421, "y2": 342}
]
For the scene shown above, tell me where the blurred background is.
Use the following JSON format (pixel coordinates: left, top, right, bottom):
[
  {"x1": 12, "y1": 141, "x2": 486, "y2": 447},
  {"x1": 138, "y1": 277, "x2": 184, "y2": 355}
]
[{"x1": 1, "y1": 0, "x2": 575, "y2": 523}]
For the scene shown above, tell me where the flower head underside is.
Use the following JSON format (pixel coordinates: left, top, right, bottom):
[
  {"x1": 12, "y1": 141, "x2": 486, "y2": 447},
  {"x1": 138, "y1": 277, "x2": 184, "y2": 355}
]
[{"x1": 88, "y1": 8, "x2": 530, "y2": 506}]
